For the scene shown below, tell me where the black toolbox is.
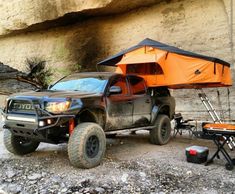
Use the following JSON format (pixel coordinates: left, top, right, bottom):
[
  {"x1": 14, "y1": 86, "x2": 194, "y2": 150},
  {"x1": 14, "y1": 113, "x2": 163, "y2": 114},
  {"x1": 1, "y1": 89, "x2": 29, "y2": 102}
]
[{"x1": 186, "y1": 145, "x2": 209, "y2": 164}]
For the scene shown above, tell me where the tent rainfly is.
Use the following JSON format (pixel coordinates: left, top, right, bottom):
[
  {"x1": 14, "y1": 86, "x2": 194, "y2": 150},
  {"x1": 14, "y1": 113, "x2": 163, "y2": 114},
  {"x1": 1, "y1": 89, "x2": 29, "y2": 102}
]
[{"x1": 98, "y1": 38, "x2": 232, "y2": 89}]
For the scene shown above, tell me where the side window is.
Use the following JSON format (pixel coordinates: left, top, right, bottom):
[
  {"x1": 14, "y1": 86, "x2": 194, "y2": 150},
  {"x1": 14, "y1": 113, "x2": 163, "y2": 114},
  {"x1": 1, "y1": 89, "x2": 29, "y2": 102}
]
[
  {"x1": 126, "y1": 63, "x2": 163, "y2": 75},
  {"x1": 129, "y1": 76, "x2": 146, "y2": 95},
  {"x1": 110, "y1": 77, "x2": 129, "y2": 95}
]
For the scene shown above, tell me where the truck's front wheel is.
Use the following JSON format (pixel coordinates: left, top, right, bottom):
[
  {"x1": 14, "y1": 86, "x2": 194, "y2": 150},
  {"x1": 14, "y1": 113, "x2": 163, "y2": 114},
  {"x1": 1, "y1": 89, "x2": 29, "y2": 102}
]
[
  {"x1": 150, "y1": 114, "x2": 171, "y2": 145},
  {"x1": 68, "y1": 122, "x2": 106, "y2": 168},
  {"x1": 3, "y1": 129, "x2": 40, "y2": 155}
]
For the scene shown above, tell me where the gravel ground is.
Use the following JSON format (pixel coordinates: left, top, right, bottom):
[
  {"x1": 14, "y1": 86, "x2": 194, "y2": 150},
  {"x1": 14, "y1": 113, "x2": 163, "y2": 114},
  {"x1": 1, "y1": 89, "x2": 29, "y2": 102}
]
[{"x1": 0, "y1": 127, "x2": 235, "y2": 194}]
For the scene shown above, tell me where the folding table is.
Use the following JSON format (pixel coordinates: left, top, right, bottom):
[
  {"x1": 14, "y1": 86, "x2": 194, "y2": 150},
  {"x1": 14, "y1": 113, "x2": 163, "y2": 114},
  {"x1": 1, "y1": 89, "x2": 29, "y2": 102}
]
[{"x1": 202, "y1": 123, "x2": 235, "y2": 170}]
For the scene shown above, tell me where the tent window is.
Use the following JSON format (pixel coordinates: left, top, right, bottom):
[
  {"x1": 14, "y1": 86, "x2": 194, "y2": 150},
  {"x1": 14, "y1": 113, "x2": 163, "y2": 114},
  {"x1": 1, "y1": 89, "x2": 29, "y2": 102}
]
[{"x1": 126, "y1": 63, "x2": 163, "y2": 75}]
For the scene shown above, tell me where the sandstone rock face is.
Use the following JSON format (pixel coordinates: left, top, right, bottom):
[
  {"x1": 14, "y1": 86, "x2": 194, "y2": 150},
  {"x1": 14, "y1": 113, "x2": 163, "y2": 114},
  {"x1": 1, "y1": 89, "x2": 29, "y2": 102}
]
[
  {"x1": 0, "y1": 0, "x2": 160, "y2": 35},
  {"x1": 0, "y1": 0, "x2": 234, "y2": 119},
  {"x1": 0, "y1": 0, "x2": 233, "y2": 71},
  {"x1": 0, "y1": 0, "x2": 109, "y2": 35}
]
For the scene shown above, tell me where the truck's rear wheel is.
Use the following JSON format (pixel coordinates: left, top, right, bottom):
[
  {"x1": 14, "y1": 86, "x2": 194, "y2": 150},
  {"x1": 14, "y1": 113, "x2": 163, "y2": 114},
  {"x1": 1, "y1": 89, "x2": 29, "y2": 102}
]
[
  {"x1": 150, "y1": 114, "x2": 171, "y2": 145},
  {"x1": 3, "y1": 129, "x2": 40, "y2": 155},
  {"x1": 68, "y1": 122, "x2": 106, "y2": 168}
]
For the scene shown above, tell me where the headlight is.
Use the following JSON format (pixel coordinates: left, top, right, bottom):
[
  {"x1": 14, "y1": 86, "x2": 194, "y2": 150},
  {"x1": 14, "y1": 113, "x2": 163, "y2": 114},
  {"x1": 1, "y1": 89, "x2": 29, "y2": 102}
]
[{"x1": 45, "y1": 101, "x2": 71, "y2": 113}]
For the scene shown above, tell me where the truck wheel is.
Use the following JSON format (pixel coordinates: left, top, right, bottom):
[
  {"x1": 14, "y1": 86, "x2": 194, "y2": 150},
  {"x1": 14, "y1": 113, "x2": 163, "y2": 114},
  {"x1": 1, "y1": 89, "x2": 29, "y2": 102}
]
[
  {"x1": 3, "y1": 129, "x2": 40, "y2": 155},
  {"x1": 68, "y1": 122, "x2": 106, "y2": 168},
  {"x1": 150, "y1": 114, "x2": 171, "y2": 145}
]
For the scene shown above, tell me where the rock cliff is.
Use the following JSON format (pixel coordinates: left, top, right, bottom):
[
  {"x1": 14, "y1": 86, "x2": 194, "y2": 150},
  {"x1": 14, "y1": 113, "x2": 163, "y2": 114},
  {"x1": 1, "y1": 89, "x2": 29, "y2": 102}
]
[
  {"x1": 0, "y1": 0, "x2": 161, "y2": 35},
  {"x1": 0, "y1": 0, "x2": 234, "y2": 119}
]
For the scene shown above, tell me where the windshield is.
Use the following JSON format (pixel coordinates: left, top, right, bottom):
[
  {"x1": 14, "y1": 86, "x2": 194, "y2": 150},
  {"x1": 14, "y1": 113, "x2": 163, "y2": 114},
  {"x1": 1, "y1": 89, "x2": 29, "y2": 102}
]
[{"x1": 50, "y1": 75, "x2": 108, "y2": 93}]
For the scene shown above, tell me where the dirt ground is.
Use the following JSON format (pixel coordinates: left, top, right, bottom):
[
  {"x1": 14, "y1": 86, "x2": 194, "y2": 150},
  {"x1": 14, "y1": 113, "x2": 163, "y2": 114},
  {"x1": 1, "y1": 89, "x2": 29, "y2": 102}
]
[{"x1": 0, "y1": 123, "x2": 235, "y2": 194}]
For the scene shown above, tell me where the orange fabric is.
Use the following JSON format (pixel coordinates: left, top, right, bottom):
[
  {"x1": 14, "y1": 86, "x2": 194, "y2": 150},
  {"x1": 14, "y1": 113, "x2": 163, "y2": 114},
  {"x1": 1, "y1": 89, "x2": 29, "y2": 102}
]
[
  {"x1": 115, "y1": 46, "x2": 232, "y2": 88},
  {"x1": 204, "y1": 123, "x2": 235, "y2": 131}
]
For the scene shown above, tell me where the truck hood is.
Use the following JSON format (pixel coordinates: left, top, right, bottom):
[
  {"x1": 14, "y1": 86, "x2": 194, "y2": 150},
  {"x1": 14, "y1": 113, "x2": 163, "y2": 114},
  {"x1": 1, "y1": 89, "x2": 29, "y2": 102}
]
[{"x1": 10, "y1": 90, "x2": 102, "y2": 100}]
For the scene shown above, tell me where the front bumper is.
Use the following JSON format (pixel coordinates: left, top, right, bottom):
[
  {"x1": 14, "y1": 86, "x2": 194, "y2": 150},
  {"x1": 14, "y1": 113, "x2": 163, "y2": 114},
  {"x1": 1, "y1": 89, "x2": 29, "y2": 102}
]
[{"x1": 2, "y1": 98, "x2": 75, "y2": 143}]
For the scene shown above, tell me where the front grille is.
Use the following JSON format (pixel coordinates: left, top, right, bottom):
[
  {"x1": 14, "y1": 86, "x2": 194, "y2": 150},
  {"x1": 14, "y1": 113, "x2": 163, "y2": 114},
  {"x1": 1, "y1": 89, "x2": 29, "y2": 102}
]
[{"x1": 7, "y1": 99, "x2": 40, "y2": 115}]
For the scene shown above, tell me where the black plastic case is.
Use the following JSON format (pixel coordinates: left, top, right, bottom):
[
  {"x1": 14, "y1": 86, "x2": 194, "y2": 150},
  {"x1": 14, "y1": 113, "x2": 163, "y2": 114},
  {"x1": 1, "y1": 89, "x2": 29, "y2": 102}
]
[{"x1": 186, "y1": 145, "x2": 209, "y2": 164}]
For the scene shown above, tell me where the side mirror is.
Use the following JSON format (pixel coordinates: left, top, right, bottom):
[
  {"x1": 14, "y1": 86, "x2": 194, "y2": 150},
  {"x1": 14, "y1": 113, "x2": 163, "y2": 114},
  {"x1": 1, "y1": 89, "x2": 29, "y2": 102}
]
[{"x1": 109, "y1": 86, "x2": 122, "y2": 95}]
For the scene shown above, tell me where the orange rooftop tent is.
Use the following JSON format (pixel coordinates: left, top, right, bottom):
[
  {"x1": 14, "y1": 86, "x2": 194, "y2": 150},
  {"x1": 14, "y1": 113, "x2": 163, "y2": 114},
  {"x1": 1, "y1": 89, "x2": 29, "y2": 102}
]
[{"x1": 98, "y1": 38, "x2": 232, "y2": 89}]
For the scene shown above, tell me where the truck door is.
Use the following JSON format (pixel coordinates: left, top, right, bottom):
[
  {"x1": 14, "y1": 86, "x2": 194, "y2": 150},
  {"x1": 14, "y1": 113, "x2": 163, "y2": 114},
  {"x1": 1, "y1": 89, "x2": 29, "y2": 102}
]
[
  {"x1": 105, "y1": 76, "x2": 133, "y2": 130},
  {"x1": 128, "y1": 75, "x2": 152, "y2": 127}
]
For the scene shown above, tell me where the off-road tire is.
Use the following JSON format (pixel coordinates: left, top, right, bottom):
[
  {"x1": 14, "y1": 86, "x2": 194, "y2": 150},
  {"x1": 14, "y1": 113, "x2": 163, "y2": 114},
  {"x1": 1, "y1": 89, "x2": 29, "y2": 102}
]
[
  {"x1": 150, "y1": 114, "x2": 171, "y2": 145},
  {"x1": 68, "y1": 122, "x2": 106, "y2": 168},
  {"x1": 3, "y1": 128, "x2": 40, "y2": 155}
]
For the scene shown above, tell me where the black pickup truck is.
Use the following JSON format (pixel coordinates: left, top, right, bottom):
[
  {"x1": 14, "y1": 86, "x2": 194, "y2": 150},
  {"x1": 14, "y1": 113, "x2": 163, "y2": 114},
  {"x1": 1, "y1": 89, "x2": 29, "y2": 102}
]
[{"x1": 2, "y1": 72, "x2": 175, "y2": 168}]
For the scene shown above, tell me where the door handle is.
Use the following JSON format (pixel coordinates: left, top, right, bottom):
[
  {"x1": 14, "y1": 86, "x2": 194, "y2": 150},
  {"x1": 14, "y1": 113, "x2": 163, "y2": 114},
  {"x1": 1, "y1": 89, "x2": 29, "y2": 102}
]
[
  {"x1": 145, "y1": 99, "x2": 150, "y2": 103},
  {"x1": 127, "y1": 100, "x2": 133, "y2": 104}
]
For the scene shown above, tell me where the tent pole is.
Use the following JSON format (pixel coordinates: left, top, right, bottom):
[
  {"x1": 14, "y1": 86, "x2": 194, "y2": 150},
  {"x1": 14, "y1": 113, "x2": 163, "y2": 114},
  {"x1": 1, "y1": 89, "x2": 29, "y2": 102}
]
[
  {"x1": 230, "y1": 0, "x2": 234, "y2": 64},
  {"x1": 217, "y1": 90, "x2": 225, "y2": 121},
  {"x1": 227, "y1": 88, "x2": 231, "y2": 120}
]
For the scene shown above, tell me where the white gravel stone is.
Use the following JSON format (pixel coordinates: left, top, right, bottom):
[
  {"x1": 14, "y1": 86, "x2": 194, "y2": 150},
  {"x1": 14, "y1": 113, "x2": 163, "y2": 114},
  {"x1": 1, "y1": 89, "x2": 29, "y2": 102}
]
[
  {"x1": 28, "y1": 173, "x2": 42, "y2": 180},
  {"x1": 121, "y1": 173, "x2": 129, "y2": 182},
  {"x1": 6, "y1": 170, "x2": 16, "y2": 178}
]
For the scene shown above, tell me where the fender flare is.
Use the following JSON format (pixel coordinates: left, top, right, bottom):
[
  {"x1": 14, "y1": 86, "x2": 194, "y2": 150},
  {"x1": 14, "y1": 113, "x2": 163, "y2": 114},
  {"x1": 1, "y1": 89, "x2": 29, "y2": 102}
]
[
  {"x1": 150, "y1": 105, "x2": 170, "y2": 125},
  {"x1": 77, "y1": 107, "x2": 106, "y2": 128}
]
